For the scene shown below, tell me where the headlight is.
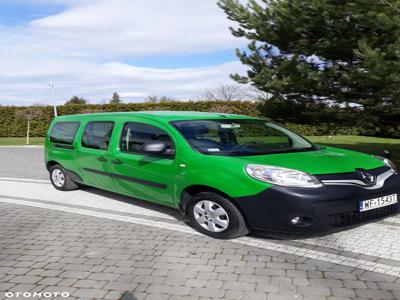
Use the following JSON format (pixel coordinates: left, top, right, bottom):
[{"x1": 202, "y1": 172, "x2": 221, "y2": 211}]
[
  {"x1": 245, "y1": 164, "x2": 323, "y2": 188},
  {"x1": 374, "y1": 155, "x2": 398, "y2": 172}
]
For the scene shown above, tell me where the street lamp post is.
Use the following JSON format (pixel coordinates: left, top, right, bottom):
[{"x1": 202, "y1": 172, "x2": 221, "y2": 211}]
[{"x1": 48, "y1": 82, "x2": 57, "y2": 117}]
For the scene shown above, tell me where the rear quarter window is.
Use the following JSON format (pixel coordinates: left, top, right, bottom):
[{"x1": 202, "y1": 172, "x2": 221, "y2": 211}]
[{"x1": 50, "y1": 122, "x2": 80, "y2": 145}]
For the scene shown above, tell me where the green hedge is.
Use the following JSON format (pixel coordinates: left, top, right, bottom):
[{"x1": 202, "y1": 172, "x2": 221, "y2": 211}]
[
  {"x1": 283, "y1": 123, "x2": 364, "y2": 136},
  {"x1": 0, "y1": 101, "x2": 386, "y2": 137},
  {"x1": 1, "y1": 101, "x2": 261, "y2": 137}
]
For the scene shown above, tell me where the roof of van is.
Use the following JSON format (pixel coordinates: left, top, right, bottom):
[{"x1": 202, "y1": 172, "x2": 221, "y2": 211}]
[{"x1": 54, "y1": 111, "x2": 259, "y2": 122}]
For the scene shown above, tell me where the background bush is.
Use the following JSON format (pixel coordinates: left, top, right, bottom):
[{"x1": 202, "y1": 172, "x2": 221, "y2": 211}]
[
  {"x1": 283, "y1": 123, "x2": 364, "y2": 136},
  {"x1": 2, "y1": 101, "x2": 397, "y2": 137},
  {"x1": 3, "y1": 101, "x2": 260, "y2": 137}
]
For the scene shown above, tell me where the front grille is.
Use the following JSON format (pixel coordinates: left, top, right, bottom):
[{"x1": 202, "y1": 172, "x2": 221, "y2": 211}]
[
  {"x1": 328, "y1": 204, "x2": 399, "y2": 227},
  {"x1": 317, "y1": 166, "x2": 390, "y2": 181}
]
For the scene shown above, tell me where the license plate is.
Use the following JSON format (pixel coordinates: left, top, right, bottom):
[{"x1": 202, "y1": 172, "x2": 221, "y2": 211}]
[{"x1": 359, "y1": 194, "x2": 398, "y2": 212}]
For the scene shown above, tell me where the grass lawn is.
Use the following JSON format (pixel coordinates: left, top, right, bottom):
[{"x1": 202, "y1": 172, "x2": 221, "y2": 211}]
[
  {"x1": 307, "y1": 135, "x2": 400, "y2": 168},
  {"x1": 0, "y1": 135, "x2": 399, "y2": 167},
  {"x1": 0, "y1": 137, "x2": 44, "y2": 146}
]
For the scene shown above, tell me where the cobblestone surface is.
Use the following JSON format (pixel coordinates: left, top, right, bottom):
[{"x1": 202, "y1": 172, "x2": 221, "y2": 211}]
[
  {"x1": 1, "y1": 203, "x2": 399, "y2": 300},
  {"x1": 1, "y1": 148, "x2": 400, "y2": 299}
]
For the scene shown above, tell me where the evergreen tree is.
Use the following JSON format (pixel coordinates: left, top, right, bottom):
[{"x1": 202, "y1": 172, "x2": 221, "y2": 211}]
[
  {"x1": 65, "y1": 96, "x2": 87, "y2": 105},
  {"x1": 218, "y1": 0, "x2": 400, "y2": 127},
  {"x1": 110, "y1": 92, "x2": 122, "y2": 104}
]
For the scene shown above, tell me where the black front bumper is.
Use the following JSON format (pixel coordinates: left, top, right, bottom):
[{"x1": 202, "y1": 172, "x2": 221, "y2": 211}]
[{"x1": 233, "y1": 171, "x2": 400, "y2": 232}]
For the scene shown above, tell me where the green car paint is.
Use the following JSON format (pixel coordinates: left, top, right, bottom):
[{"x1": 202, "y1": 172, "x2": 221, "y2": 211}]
[{"x1": 45, "y1": 111, "x2": 386, "y2": 208}]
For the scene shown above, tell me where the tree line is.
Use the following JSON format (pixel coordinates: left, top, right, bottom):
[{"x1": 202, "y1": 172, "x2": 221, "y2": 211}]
[
  {"x1": 7, "y1": 101, "x2": 395, "y2": 145},
  {"x1": 64, "y1": 86, "x2": 258, "y2": 105},
  {"x1": 65, "y1": 92, "x2": 123, "y2": 105}
]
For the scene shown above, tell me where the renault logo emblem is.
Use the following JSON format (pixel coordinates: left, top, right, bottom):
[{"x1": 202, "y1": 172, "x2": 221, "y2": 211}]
[{"x1": 356, "y1": 168, "x2": 376, "y2": 185}]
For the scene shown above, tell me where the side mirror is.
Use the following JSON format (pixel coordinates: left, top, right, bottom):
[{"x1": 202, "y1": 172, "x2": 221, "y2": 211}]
[
  {"x1": 384, "y1": 149, "x2": 392, "y2": 159},
  {"x1": 141, "y1": 142, "x2": 169, "y2": 156}
]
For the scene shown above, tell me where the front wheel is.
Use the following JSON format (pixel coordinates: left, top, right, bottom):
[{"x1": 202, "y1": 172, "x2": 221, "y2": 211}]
[
  {"x1": 188, "y1": 192, "x2": 249, "y2": 239},
  {"x1": 49, "y1": 165, "x2": 79, "y2": 191}
]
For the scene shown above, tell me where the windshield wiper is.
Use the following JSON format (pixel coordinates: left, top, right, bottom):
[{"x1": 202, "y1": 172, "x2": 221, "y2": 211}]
[{"x1": 264, "y1": 147, "x2": 315, "y2": 154}]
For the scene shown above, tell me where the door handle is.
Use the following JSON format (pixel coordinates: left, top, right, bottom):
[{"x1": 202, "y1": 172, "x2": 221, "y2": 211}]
[
  {"x1": 97, "y1": 156, "x2": 107, "y2": 162},
  {"x1": 111, "y1": 159, "x2": 123, "y2": 165}
]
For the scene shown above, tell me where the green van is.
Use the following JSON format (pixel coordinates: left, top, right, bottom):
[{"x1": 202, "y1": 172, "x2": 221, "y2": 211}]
[{"x1": 45, "y1": 111, "x2": 399, "y2": 239}]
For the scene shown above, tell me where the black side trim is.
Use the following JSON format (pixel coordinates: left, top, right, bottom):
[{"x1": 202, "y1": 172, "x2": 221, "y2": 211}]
[
  {"x1": 64, "y1": 168, "x2": 83, "y2": 183},
  {"x1": 55, "y1": 144, "x2": 75, "y2": 150},
  {"x1": 83, "y1": 168, "x2": 167, "y2": 189}
]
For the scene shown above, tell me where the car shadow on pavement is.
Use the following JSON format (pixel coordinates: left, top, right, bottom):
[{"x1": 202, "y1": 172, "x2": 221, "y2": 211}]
[
  {"x1": 79, "y1": 185, "x2": 209, "y2": 235},
  {"x1": 249, "y1": 211, "x2": 399, "y2": 241},
  {"x1": 250, "y1": 230, "x2": 335, "y2": 240},
  {"x1": 79, "y1": 185, "x2": 188, "y2": 222}
]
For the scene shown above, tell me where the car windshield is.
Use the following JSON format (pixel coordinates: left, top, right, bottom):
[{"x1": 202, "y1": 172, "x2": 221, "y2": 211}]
[{"x1": 172, "y1": 119, "x2": 315, "y2": 156}]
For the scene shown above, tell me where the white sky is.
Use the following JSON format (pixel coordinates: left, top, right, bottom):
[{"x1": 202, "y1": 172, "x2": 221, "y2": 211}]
[{"x1": 0, "y1": 0, "x2": 247, "y2": 105}]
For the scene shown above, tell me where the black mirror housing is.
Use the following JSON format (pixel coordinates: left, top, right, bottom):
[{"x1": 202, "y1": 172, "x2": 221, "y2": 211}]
[{"x1": 384, "y1": 149, "x2": 392, "y2": 159}]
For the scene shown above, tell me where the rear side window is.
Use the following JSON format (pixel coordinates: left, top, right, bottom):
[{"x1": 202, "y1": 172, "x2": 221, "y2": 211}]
[
  {"x1": 82, "y1": 122, "x2": 114, "y2": 150},
  {"x1": 120, "y1": 122, "x2": 174, "y2": 155},
  {"x1": 50, "y1": 122, "x2": 80, "y2": 145}
]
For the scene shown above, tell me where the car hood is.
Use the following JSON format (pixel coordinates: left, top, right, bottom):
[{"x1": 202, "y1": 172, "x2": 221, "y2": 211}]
[{"x1": 231, "y1": 146, "x2": 385, "y2": 175}]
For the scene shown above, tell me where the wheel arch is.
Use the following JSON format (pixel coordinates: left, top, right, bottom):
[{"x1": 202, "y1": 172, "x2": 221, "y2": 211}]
[
  {"x1": 46, "y1": 160, "x2": 83, "y2": 184},
  {"x1": 46, "y1": 160, "x2": 60, "y2": 171},
  {"x1": 179, "y1": 185, "x2": 245, "y2": 217}
]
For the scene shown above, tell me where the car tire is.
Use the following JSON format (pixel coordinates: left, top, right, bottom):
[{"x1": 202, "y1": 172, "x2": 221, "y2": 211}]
[
  {"x1": 49, "y1": 164, "x2": 79, "y2": 191},
  {"x1": 188, "y1": 192, "x2": 249, "y2": 239}
]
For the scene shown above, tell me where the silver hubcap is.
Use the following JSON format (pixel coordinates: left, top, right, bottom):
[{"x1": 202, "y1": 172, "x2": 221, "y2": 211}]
[
  {"x1": 52, "y1": 169, "x2": 65, "y2": 187},
  {"x1": 193, "y1": 200, "x2": 229, "y2": 233}
]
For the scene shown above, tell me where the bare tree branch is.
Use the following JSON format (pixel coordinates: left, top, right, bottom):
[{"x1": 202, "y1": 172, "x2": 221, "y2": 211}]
[
  {"x1": 198, "y1": 83, "x2": 266, "y2": 101},
  {"x1": 144, "y1": 95, "x2": 175, "y2": 103},
  {"x1": 14, "y1": 105, "x2": 43, "y2": 145}
]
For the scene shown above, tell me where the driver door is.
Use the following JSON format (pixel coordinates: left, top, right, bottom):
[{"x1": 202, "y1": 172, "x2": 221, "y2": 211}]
[{"x1": 109, "y1": 121, "x2": 178, "y2": 205}]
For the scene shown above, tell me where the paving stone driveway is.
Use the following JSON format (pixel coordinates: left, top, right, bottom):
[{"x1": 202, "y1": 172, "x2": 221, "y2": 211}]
[
  {"x1": 1, "y1": 203, "x2": 399, "y2": 300},
  {"x1": 0, "y1": 147, "x2": 400, "y2": 300}
]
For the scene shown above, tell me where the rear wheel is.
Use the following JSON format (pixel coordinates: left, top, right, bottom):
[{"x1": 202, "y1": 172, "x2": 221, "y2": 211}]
[
  {"x1": 49, "y1": 165, "x2": 79, "y2": 191},
  {"x1": 188, "y1": 192, "x2": 249, "y2": 239}
]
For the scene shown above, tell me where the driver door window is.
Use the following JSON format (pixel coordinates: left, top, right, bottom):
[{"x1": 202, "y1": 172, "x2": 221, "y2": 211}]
[{"x1": 120, "y1": 122, "x2": 174, "y2": 157}]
